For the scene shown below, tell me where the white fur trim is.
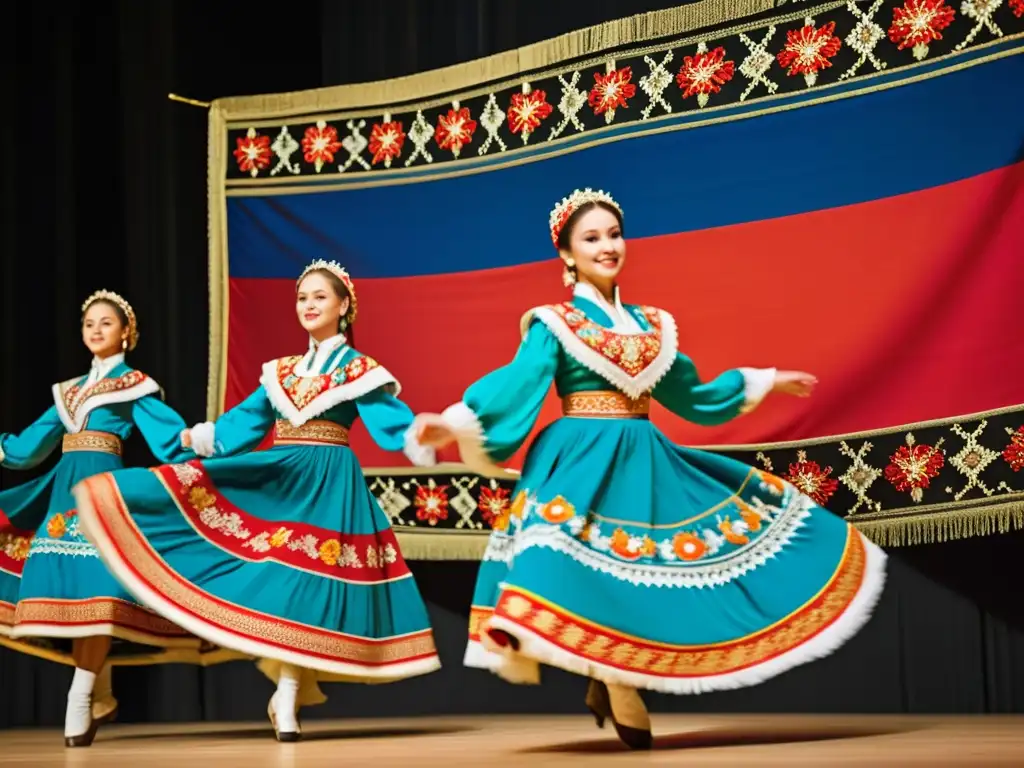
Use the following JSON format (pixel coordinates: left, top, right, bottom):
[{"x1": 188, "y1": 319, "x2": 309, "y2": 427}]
[
  {"x1": 478, "y1": 532, "x2": 886, "y2": 694},
  {"x1": 189, "y1": 422, "x2": 216, "y2": 458},
  {"x1": 526, "y1": 307, "x2": 678, "y2": 400},
  {"x1": 738, "y1": 367, "x2": 776, "y2": 415},
  {"x1": 440, "y1": 402, "x2": 519, "y2": 479},
  {"x1": 73, "y1": 483, "x2": 442, "y2": 680},
  {"x1": 261, "y1": 360, "x2": 401, "y2": 427},
  {"x1": 52, "y1": 376, "x2": 161, "y2": 434},
  {"x1": 402, "y1": 424, "x2": 437, "y2": 468}
]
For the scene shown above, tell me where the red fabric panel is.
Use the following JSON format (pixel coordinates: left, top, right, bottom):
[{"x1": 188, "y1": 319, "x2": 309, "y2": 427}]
[{"x1": 224, "y1": 161, "x2": 1024, "y2": 468}]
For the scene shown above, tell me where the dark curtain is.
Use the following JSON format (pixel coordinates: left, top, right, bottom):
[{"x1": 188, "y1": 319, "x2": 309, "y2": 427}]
[{"x1": 2, "y1": 0, "x2": 1024, "y2": 730}]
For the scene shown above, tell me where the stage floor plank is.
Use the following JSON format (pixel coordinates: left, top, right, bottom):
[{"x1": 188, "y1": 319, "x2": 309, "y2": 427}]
[{"x1": 2, "y1": 714, "x2": 1022, "y2": 766}]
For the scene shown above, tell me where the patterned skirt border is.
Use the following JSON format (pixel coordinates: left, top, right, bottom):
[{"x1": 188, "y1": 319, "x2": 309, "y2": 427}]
[
  {"x1": 365, "y1": 403, "x2": 1024, "y2": 559},
  {"x1": 9, "y1": 596, "x2": 198, "y2": 647},
  {"x1": 464, "y1": 528, "x2": 886, "y2": 694},
  {"x1": 0, "y1": 598, "x2": 243, "y2": 667},
  {"x1": 72, "y1": 473, "x2": 441, "y2": 681}
]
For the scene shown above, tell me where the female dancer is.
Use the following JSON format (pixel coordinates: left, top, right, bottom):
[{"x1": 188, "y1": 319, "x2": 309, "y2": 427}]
[
  {"x1": 413, "y1": 189, "x2": 887, "y2": 749},
  {"x1": 0, "y1": 290, "x2": 207, "y2": 746},
  {"x1": 74, "y1": 261, "x2": 441, "y2": 742}
]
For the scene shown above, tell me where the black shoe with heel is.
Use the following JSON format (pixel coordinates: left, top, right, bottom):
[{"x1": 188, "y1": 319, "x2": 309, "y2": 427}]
[{"x1": 584, "y1": 679, "x2": 652, "y2": 750}]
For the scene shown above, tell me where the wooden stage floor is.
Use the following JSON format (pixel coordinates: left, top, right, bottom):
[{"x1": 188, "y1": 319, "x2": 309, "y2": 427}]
[{"x1": 2, "y1": 714, "x2": 1022, "y2": 766}]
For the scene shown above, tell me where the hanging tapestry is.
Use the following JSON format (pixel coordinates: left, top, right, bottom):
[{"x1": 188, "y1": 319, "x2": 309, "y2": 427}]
[{"x1": 207, "y1": 0, "x2": 1024, "y2": 557}]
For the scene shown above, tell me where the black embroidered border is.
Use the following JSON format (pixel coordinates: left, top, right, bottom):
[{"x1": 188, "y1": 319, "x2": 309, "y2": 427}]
[
  {"x1": 224, "y1": 1, "x2": 1024, "y2": 181},
  {"x1": 369, "y1": 405, "x2": 1024, "y2": 555}
]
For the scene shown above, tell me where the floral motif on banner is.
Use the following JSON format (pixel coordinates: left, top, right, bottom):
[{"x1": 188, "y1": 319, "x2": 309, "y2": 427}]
[
  {"x1": 362, "y1": 407, "x2": 1024, "y2": 546},
  {"x1": 224, "y1": 1, "x2": 1023, "y2": 179}
]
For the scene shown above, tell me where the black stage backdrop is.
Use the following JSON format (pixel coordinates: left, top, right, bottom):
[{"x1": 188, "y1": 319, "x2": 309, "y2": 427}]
[{"x1": 2, "y1": 0, "x2": 1024, "y2": 729}]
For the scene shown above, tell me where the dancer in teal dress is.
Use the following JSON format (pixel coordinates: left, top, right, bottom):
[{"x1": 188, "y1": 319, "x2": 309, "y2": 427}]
[
  {"x1": 74, "y1": 261, "x2": 441, "y2": 742},
  {"x1": 413, "y1": 189, "x2": 887, "y2": 750},
  {"x1": 0, "y1": 290, "x2": 212, "y2": 747}
]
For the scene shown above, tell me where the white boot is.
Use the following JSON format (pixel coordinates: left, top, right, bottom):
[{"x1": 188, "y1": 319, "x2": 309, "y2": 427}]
[
  {"x1": 269, "y1": 663, "x2": 301, "y2": 742},
  {"x1": 64, "y1": 668, "x2": 96, "y2": 746}
]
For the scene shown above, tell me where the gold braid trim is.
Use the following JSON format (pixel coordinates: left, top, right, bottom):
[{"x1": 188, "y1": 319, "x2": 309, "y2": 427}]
[
  {"x1": 562, "y1": 392, "x2": 651, "y2": 419},
  {"x1": 854, "y1": 498, "x2": 1024, "y2": 547},
  {"x1": 273, "y1": 419, "x2": 350, "y2": 446},
  {"x1": 62, "y1": 431, "x2": 123, "y2": 456}
]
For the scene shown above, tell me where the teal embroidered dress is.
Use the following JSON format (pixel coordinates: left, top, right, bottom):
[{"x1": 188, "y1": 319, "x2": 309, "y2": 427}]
[
  {"x1": 0, "y1": 354, "x2": 208, "y2": 665},
  {"x1": 438, "y1": 285, "x2": 886, "y2": 693},
  {"x1": 74, "y1": 335, "x2": 440, "y2": 704}
]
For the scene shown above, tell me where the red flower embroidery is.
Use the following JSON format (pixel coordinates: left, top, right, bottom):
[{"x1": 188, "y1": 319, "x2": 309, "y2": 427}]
[
  {"x1": 478, "y1": 486, "x2": 512, "y2": 528},
  {"x1": 414, "y1": 485, "x2": 450, "y2": 526},
  {"x1": 507, "y1": 90, "x2": 553, "y2": 141},
  {"x1": 777, "y1": 20, "x2": 842, "y2": 86},
  {"x1": 368, "y1": 120, "x2": 406, "y2": 167},
  {"x1": 1003, "y1": 427, "x2": 1024, "y2": 471},
  {"x1": 784, "y1": 453, "x2": 839, "y2": 506},
  {"x1": 233, "y1": 128, "x2": 272, "y2": 177},
  {"x1": 301, "y1": 121, "x2": 342, "y2": 173},
  {"x1": 676, "y1": 45, "x2": 735, "y2": 107},
  {"x1": 342, "y1": 354, "x2": 379, "y2": 381},
  {"x1": 435, "y1": 106, "x2": 477, "y2": 158},
  {"x1": 589, "y1": 66, "x2": 637, "y2": 122},
  {"x1": 1012, "y1": 0, "x2": 1024, "y2": 17},
  {"x1": 888, "y1": 0, "x2": 956, "y2": 60},
  {"x1": 885, "y1": 440, "x2": 945, "y2": 503},
  {"x1": 553, "y1": 303, "x2": 663, "y2": 378}
]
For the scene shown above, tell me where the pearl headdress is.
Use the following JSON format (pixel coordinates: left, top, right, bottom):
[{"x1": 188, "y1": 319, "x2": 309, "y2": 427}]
[
  {"x1": 81, "y1": 290, "x2": 139, "y2": 351},
  {"x1": 548, "y1": 188, "x2": 622, "y2": 248},
  {"x1": 297, "y1": 259, "x2": 358, "y2": 327}
]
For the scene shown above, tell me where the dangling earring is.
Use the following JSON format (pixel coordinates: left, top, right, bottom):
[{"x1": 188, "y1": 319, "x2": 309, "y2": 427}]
[
  {"x1": 561, "y1": 258, "x2": 577, "y2": 288},
  {"x1": 121, "y1": 337, "x2": 128, "y2": 352}
]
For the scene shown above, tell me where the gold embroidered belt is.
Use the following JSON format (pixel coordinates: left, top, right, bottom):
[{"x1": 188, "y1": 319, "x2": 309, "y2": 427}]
[
  {"x1": 561, "y1": 391, "x2": 650, "y2": 419},
  {"x1": 62, "y1": 431, "x2": 123, "y2": 456},
  {"x1": 274, "y1": 419, "x2": 350, "y2": 447}
]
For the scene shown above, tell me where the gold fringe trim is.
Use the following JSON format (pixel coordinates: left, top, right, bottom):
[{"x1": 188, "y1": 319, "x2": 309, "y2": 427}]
[
  {"x1": 394, "y1": 500, "x2": 1024, "y2": 560},
  {"x1": 395, "y1": 531, "x2": 488, "y2": 561},
  {"x1": 854, "y1": 500, "x2": 1024, "y2": 548},
  {"x1": 213, "y1": 0, "x2": 773, "y2": 120}
]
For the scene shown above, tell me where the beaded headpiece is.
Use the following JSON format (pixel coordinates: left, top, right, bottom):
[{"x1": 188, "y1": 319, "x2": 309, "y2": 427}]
[
  {"x1": 81, "y1": 290, "x2": 139, "y2": 351},
  {"x1": 548, "y1": 188, "x2": 622, "y2": 248},
  {"x1": 296, "y1": 259, "x2": 358, "y2": 327}
]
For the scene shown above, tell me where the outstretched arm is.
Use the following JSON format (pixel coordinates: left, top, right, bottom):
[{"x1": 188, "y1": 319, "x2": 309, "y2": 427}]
[
  {"x1": 653, "y1": 354, "x2": 815, "y2": 426},
  {"x1": 413, "y1": 321, "x2": 560, "y2": 473},
  {"x1": 355, "y1": 388, "x2": 437, "y2": 467},
  {"x1": 0, "y1": 406, "x2": 65, "y2": 470},
  {"x1": 185, "y1": 386, "x2": 277, "y2": 458},
  {"x1": 131, "y1": 395, "x2": 198, "y2": 464}
]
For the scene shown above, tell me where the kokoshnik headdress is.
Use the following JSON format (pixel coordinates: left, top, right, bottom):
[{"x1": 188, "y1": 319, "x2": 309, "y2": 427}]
[
  {"x1": 297, "y1": 259, "x2": 358, "y2": 328},
  {"x1": 81, "y1": 289, "x2": 139, "y2": 351},
  {"x1": 548, "y1": 188, "x2": 622, "y2": 249}
]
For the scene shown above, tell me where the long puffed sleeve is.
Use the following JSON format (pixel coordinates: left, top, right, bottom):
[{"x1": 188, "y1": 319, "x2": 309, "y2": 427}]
[
  {"x1": 355, "y1": 388, "x2": 436, "y2": 467},
  {"x1": 131, "y1": 395, "x2": 197, "y2": 464},
  {"x1": 435, "y1": 321, "x2": 560, "y2": 474},
  {"x1": 652, "y1": 354, "x2": 775, "y2": 426},
  {"x1": 189, "y1": 386, "x2": 277, "y2": 458},
  {"x1": 0, "y1": 407, "x2": 65, "y2": 470}
]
